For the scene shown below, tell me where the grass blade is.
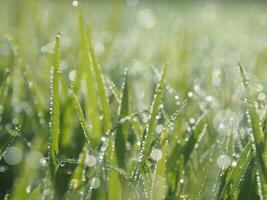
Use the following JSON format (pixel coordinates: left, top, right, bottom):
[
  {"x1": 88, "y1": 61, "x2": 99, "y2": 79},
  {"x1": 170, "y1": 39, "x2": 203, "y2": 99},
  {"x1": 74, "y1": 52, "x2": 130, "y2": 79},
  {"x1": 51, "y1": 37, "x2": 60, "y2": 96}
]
[
  {"x1": 219, "y1": 141, "x2": 254, "y2": 200},
  {"x1": 78, "y1": 8, "x2": 101, "y2": 141},
  {"x1": 239, "y1": 64, "x2": 267, "y2": 198},
  {"x1": 132, "y1": 65, "x2": 167, "y2": 182},
  {"x1": 88, "y1": 41, "x2": 111, "y2": 132},
  {"x1": 49, "y1": 33, "x2": 61, "y2": 188},
  {"x1": 71, "y1": 89, "x2": 94, "y2": 150},
  {"x1": 115, "y1": 70, "x2": 129, "y2": 169},
  {"x1": 0, "y1": 126, "x2": 20, "y2": 158}
]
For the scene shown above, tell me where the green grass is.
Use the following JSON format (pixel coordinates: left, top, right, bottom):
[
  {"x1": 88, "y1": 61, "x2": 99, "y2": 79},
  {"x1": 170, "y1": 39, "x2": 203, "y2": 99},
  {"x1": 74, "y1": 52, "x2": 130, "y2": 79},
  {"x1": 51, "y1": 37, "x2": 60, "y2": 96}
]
[{"x1": 1, "y1": 0, "x2": 267, "y2": 200}]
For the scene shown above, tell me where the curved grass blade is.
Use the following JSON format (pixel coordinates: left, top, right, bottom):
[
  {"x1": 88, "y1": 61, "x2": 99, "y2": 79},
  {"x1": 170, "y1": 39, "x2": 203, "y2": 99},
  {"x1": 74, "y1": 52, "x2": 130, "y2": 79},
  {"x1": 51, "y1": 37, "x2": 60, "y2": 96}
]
[
  {"x1": 239, "y1": 64, "x2": 267, "y2": 198},
  {"x1": 219, "y1": 141, "x2": 254, "y2": 200},
  {"x1": 71, "y1": 89, "x2": 94, "y2": 150},
  {"x1": 0, "y1": 125, "x2": 20, "y2": 158}
]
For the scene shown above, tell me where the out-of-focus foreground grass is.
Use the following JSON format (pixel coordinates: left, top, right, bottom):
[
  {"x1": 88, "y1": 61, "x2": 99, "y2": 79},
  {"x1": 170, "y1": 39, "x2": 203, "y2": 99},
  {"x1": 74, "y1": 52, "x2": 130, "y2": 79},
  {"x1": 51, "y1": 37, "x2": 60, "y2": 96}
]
[{"x1": 0, "y1": 0, "x2": 267, "y2": 199}]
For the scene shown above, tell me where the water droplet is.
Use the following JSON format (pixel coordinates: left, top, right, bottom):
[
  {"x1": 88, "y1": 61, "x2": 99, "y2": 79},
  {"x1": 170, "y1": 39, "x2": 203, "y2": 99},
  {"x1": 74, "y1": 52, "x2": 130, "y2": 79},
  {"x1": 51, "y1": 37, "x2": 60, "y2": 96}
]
[
  {"x1": 231, "y1": 160, "x2": 237, "y2": 167},
  {"x1": 26, "y1": 185, "x2": 31, "y2": 193},
  {"x1": 86, "y1": 155, "x2": 97, "y2": 167},
  {"x1": 175, "y1": 95, "x2": 179, "y2": 101},
  {"x1": 179, "y1": 179, "x2": 184, "y2": 184},
  {"x1": 40, "y1": 157, "x2": 47, "y2": 166},
  {"x1": 156, "y1": 124, "x2": 164, "y2": 134},
  {"x1": 189, "y1": 118, "x2": 195, "y2": 124},
  {"x1": 151, "y1": 148, "x2": 162, "y2": 161},
  {"x1": 258, "y1": 92, "x2": 266, "y2": 101},
  {"x1": 206, "y1": 95, "x2": 213, "y2": 102},
  {"x1": 188, "y1": 91, "x2": 194, "y2": 98},
  {"x1": 255, "y1": 84, "x2": 263, "y2": 92},
  {"x1": 3, "y1": 146, "x2": 22, "y2": 165},
  {"x1": 0, "y1": 165, "x2": 8, "y2": 173},
  {"x1": 143, "y1": 113, "x2": 150, "y2": 123},
  {"x1": 72, "y1": 1, "x2": 79, "y2": 7},
  {"x1": 68, "y1": 70, "x2": 76, "y2": 82},
  {"x1": 217, "y1": 154, "x2": 231, "y2": 169},
  {"x1": 90, "y1": 177, "x2": 101, "y2": 189},
  {"x1": 71, "y1": 179, "x2": 79, "y2": 189}
]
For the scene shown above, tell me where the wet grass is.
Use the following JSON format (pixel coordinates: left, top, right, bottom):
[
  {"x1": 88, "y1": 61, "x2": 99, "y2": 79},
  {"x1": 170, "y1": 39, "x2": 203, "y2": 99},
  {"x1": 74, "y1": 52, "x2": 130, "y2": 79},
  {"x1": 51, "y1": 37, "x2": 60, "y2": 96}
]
[{"x1": 0, "y1": 0, "x2": 267, "y2": 199}]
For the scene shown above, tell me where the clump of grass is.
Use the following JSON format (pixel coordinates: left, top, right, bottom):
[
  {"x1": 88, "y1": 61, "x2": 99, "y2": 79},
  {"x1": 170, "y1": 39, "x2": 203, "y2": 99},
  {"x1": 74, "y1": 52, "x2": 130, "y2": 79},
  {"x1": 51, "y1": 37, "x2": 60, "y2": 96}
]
[{"x1": 1, "y1": 1, "x2": 267, "y2": 200}]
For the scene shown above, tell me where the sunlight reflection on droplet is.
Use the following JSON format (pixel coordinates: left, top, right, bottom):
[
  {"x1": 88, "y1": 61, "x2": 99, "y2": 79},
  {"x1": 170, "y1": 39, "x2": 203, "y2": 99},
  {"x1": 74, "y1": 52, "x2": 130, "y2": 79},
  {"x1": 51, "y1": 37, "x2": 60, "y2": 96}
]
[
  {"x1": 72, "y1": 0, "x2": 79, "y2": 7},
  {"x1": 188, "y1": 91, "x2": 194, "y2": 98}
]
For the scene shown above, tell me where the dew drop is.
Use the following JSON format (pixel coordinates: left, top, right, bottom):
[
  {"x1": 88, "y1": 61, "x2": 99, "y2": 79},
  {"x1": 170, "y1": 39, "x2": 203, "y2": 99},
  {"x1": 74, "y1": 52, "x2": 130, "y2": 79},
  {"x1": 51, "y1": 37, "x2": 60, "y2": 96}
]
[
  {"x1": 258, "y1": 92, "x2": 266, "y2": 101},
  {"x1": 86, "y1": 155, "x2": 97, "y2": 167},
  {"x1": 206, "y1": 95, "x2": 213, "y2": 102},
  {"x1": 3, "y1": 146, "x2": 22, "y2": 165},
  {"x1": 156, "y1": 124, "x2": 164, "y2": 134},
  {"x1": 26, "y1": 185, "x2": 31, "y2": 193},
  {"x1": 72, "y1": 0, "x2": 79, "y2": 7},
  {"x1": 188, "y1": 91, "x2": 194, "y2": 98},
  {"x1": 217, "y1": 154, "x2": 231, "y2": 169},
  {"x1": 255, "y1": 84, "x2": 263, "y2": 92},
  {"x1": 151, "y1": 148, "x2": 162, "y2": 161},
  {"x1": 231, "y1": 160, "x2": 237, "y2": 167},
  {"x1": 71, "y1": 179, "x2": 79, "y2": 189},
  {"x1": 68, "y1": 70, "x2": 76, "y2": 82},
  {"x1": 90, "y1": 177, "x2": 101, "y2": 189},
  {"x1": 189, "y1": 118, "x2": 195, "y2": 124}
]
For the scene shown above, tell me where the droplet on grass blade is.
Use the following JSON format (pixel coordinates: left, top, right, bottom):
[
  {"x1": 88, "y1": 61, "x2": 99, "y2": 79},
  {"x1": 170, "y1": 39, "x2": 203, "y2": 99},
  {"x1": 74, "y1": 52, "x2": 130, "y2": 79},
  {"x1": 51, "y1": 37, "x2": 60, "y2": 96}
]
[
  {"x1": 86, "y1": 155, "x2": 96, "y2": 167},
  {"x1": 90, "y1": 177, "x2": 101, "y2": 189},
  {"x1": 188, "y1": 91, "x2": 194, "y2": 98},
  {"x1": 26, "y1": 185, "x2": 31, "y2": 193},
  {"x1": 151, "y1": 149, "x2": 162, "y2": 161},
  {"x1": 217, "y1": 154, "x2": 231, "y2": 169},
  {"x1": 3, "y1": 146, "x2": 22, "y2": 165},
  {"x1": 156, "y1": 124, "x2": 164, "y2": 134},
  {"x1": 68, "y1": 70, "x2": 76, "y2": 82}
]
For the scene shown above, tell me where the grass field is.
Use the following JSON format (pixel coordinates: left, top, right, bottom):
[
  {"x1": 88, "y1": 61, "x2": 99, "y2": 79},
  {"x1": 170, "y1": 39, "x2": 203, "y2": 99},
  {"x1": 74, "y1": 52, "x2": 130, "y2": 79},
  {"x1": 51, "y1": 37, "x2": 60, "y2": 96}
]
[{"x1": 0, "y1": 0, "x2": 267, "y2": 199}]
